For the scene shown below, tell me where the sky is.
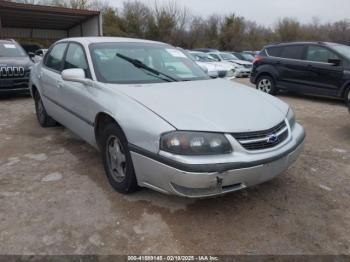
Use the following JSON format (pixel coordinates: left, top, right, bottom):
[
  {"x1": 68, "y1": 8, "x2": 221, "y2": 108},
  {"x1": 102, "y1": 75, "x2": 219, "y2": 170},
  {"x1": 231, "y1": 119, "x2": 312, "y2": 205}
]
[{"x1": 111, "y1": 0, "x2": 350, "y2": 26}]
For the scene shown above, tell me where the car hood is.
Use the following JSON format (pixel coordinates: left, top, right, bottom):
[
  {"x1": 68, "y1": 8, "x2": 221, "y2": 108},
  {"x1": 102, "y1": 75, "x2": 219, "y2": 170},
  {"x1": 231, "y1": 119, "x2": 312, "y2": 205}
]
[
  {"x1": 196, "y1": 61, "x2": 233, "y2": 72},
  {"x1": 112, "y1": 79, "x2": 289, "y2": 133},
  {"x1": 0, "y1": 57, "x2": 33, "y2": 68}
]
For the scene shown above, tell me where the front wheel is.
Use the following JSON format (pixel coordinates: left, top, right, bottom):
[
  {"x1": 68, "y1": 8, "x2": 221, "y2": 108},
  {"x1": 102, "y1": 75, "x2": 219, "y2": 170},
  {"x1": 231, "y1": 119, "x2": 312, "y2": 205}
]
[
  {"x1": 344, "y1": 87, "x2": 350, "y2": 111},
  {"x1": 101, "y1": 123, "x2": 139, "y2": 194},
  {"x1": 256, "y1": 75, "x2": 277, "y2": 95}
]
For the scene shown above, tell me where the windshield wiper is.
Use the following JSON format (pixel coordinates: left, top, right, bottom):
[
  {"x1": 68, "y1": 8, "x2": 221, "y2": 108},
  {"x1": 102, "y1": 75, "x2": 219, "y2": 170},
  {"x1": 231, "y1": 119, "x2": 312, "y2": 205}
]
[{"x1": 116, "y1": 53, "x2": 178, "y2": 82}]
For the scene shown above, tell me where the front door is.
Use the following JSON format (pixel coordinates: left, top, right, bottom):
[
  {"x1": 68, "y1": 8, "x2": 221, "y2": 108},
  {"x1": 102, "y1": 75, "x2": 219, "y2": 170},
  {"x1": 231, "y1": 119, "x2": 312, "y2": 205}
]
[
  {"x1": 302, "y1": 45, "x2": 344, "y2": 96},
  {"x1": 60, "y1": 42, "x2": 96, "y2": 145}
]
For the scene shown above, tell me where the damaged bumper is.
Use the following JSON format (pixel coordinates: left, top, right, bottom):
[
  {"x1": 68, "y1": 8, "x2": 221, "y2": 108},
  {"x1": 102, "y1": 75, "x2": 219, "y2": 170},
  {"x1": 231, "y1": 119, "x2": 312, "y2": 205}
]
[{"x1": 130, "y1": 124, "x2": 305, "y2": 198}]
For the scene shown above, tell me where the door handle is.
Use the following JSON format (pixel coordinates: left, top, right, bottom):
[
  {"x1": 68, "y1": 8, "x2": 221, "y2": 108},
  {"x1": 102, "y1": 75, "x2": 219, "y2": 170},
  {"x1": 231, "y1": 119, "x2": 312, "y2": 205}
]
[
  {"x1": 38, "y1": 72, "x2": 43, "y2": 79},
  {"x1": 57, "y1": 81, "x2": 64, "y2": 88}
]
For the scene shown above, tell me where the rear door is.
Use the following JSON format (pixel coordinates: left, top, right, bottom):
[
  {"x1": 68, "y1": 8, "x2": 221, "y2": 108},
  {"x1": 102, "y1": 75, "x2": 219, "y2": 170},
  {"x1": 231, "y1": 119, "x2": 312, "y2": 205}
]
[
  {"x1": 302, "y1": 44, "x2": 344, "y2": 95},
  {"x1": 273, "y1": 45, "x2": 308, "y2": 90}
]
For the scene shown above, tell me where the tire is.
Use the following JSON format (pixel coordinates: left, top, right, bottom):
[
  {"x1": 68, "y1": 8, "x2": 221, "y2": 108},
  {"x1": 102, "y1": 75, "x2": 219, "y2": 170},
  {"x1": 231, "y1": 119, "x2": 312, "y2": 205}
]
[
  {"x1": 34, "y1": 92, "x2": 57, "y2": 127},
  {"x1": 256, "y1": 75, "x2": 277, "y2": 95},
  {"x1": 344, "y1": 87, "x2": 350, "y2": 111},
  {"x1": 101, "y1": 122, "x2": 139, "y2": 194}
]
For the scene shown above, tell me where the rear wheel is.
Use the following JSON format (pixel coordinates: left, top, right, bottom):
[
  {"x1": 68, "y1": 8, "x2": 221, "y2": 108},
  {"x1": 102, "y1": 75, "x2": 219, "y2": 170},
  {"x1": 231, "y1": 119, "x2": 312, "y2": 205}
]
[
  {"x1": 101, "y1": 123, "x2": 139, "y2": 194},
  {"x1": 34, "y1": 91, "x2": 57, "y2": 127},
  {"x1": 344, "y1": 87, "x2": 350, "y2": 110},
  {"x1": 256, "y1": 75, "x2": 277, "y2": 95}
]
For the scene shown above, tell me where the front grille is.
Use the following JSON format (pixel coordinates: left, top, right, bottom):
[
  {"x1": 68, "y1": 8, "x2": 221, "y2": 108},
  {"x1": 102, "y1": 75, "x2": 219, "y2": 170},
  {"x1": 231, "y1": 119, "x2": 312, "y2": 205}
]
[
  {"x1": 0, "y1": 66, "x2": 26, "y2": 78},
  {"x1": 232, "y1": 120, "x2": 289, "y2": 151}
]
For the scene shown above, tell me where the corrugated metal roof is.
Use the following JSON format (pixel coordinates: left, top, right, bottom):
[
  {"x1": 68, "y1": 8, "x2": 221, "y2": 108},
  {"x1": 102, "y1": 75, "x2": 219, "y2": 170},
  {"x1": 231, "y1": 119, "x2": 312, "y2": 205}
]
[{"x1": 0, "y1": 0, "x2": 100, "y2": 30}]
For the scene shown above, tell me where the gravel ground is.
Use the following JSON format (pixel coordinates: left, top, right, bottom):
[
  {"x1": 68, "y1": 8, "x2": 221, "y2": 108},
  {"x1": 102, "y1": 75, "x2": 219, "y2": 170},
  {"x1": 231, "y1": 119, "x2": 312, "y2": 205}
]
[{"x1": 0, "y1": 79, "x2": 349, "y2": 255}]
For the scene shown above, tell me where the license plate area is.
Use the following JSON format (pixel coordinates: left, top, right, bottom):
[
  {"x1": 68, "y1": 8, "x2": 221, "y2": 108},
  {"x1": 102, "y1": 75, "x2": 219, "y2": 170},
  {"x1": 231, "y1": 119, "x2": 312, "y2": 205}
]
[{"x1": 0, "y1": 79, "x2": 14, "y2": 87}]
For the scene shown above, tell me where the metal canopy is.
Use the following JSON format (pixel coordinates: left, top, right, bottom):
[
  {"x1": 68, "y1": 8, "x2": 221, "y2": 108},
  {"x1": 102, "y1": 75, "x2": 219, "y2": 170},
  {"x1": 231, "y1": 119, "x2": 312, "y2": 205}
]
[{"x1": 0, "y1": 0, "x2": 100, "y2": 30}]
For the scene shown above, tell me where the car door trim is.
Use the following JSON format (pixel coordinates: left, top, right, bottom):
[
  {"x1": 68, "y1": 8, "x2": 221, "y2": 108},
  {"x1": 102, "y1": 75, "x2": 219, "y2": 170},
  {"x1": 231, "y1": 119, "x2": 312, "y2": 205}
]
[{"x1": 43, "y1": 94, "x2": 94, "y2": 127}]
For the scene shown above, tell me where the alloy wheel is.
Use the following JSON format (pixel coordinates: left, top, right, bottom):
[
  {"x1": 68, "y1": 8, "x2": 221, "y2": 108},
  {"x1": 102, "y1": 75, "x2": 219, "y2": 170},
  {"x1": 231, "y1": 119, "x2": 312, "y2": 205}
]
[
  {"x1": 258, "y1": 78, "x2": 272, "y2": 93},
  {"x1": 106, "y1": 135, "x2": 127, "y2": 183}
]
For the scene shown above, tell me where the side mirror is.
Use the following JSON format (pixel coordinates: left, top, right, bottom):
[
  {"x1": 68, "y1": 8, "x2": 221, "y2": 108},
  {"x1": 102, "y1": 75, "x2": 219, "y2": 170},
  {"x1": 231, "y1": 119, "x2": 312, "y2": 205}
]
[
  {"x1": 61, "y1": 68, "x2": 91, "y2": 85},
  {"x1": 28, "y1": 52, "x2": 35, "y2": 58},
  {"x1": 328, "y1": 59, "x2": 341, "y2": 66}
]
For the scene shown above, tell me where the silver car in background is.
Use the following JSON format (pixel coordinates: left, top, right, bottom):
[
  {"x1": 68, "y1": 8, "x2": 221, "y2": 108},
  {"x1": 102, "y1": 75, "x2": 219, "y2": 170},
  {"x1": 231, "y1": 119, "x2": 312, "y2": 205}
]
[{"x1": 30, "y1": 37, "x2": 305, "y2": 198}]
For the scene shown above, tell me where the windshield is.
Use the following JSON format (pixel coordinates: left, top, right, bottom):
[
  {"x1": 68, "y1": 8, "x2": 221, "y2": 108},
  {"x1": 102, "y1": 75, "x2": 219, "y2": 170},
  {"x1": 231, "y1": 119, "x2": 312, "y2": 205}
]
[
  {"x1": 221, "y1": 53, "x2": 237, "y2": 61},
  {"x1": 89, "y1": 42, "x2": 210, "y2": 84},
  {"x1": 0, "y1": 42, "x2": 27, "y2": 58},
  {"x1": 190, "y1": 53, "x2": 217, "y2": 62},
  {"x1": 332, "y1": 45, "x2": 350, "y2": 60},
  {"x1": 242, "y1": 53, "x2": 254, "y2": 61}
]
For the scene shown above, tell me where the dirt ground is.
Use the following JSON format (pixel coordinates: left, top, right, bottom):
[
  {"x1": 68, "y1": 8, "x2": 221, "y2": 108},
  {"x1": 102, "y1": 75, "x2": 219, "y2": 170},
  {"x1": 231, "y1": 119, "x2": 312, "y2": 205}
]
[{"x1": 0, "y1": 79, "x2": 349, "y2": 255}]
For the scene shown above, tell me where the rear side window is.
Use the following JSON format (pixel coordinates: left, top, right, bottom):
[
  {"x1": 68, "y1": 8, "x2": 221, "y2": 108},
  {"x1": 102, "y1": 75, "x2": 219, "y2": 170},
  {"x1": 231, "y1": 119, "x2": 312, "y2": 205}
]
[
  {"x1": 280, "y1": 45, "x2": 304, "y2": 60},
  {"x1": 266, "y1": 46, "x2": 283, "y2": 57},
  {"x1": 45, "y1": 43, "x2": 68, "y2": 71}
]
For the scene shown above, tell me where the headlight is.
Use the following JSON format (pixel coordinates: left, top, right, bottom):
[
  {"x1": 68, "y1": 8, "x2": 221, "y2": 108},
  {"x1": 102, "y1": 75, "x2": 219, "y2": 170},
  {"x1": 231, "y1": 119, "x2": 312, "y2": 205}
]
[
  {"x1": 286, "y1": 108, "x2": 296, "y2": 129},
  {"x1": 160, "y1": 131, "x2": 233, "y2": 155}
]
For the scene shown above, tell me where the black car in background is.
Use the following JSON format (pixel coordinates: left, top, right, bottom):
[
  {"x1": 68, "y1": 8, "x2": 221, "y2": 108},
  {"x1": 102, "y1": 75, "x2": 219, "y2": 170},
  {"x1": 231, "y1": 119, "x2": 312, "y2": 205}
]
[
  {"x1": 0, "y1": 39, "x2": 34, "y2": 94},
  {"x1": 250, "y1": 42, "x2": 350, "y2": 105}
]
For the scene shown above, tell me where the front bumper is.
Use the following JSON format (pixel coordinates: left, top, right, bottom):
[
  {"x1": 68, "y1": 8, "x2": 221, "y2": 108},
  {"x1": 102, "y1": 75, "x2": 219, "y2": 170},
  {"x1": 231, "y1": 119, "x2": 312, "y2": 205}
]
[
  {"x1": 0, "y1": 78, "x2": 30, "y2": 94},
  {"x1": 235, "y1": 68, "x2": 251, "y2": 78},
  {"x1": 131, "y1": 124, "x2": 305, "y2": 198}
]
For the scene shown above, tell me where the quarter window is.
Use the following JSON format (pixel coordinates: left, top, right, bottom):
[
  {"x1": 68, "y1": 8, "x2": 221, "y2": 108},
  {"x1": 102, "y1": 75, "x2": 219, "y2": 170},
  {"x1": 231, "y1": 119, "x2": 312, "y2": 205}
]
[
  {"x1": 45, "y1": 43, "x2": 68, "y2": 71},
  {"x1": 266, "y1": 46, "x2": 283, "y2": 57},
  {"x1": 306, "y1": 45, "x2": 340, "y2": 63},
  {"x1": 280, "y1": 45, "x2": 304, "y2": 60}
]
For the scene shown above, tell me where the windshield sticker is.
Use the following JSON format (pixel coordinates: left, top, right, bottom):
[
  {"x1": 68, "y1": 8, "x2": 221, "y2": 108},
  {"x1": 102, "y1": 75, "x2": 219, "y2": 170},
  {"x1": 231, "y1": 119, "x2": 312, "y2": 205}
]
[
  {"x1": 166, "y1": 49, "x2": 187, "y2": 58},
  {"x1": 4, "y1": 44, "x2": 16, "y2": 49}
]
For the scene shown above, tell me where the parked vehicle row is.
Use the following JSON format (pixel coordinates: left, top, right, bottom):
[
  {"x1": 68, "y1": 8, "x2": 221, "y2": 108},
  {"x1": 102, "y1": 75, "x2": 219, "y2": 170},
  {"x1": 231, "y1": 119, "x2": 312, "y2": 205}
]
[
  {"x1": 29, "y1": 37, "x2": 305, "y2": 198},
  {"x1": 188, "y1": 51, "x2": 236, "y2": 79}
]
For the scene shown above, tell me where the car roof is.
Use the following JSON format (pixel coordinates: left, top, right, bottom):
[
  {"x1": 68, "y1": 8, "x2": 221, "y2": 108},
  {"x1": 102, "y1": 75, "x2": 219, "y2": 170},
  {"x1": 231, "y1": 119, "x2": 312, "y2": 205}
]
[
  {"x1": 57, "y1": 37, "x2": 168, "y2": 46},
  {"x1": 264, "y1": 41, "x2": 341, "y2": 48},
  {"x1": 0, "y1": 39, "x2": 15, "y2": 44}
]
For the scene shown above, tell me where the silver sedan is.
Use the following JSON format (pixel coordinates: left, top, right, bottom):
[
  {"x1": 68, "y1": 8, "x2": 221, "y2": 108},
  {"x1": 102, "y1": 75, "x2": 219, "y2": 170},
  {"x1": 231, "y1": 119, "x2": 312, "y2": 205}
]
[{"x1": 30, "y1": 37, "x2": 305, "y2": 198}]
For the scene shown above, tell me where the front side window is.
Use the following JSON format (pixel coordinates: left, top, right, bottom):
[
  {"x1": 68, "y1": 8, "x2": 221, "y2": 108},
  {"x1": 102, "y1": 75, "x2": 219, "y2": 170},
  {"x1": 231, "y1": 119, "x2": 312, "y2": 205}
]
[
  {"x1": 306, "y1": 45, "x2": 340, "y2": 63},
  {"x1": 0, "y1": 42, "x2": 27, "y2": 58},
  {"x1": 280, "y1": 45, "x2": 304, "y2": 60},
  {"x1": 45, "y1": 43, "x2": 68, "y2": 71},
  {"x1": 89, "y1": 42, "x2": 209, "y2": 84},
  {"x1": 64, "y1": 43, "x2": 89, "y2": 77}
]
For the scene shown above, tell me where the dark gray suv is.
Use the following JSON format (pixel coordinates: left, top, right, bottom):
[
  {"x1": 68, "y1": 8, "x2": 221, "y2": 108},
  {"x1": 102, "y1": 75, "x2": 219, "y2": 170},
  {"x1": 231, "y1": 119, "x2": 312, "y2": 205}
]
[
  {"x1": 0, "y1": 39, "x2": 34, "y2": 94},
  {"x1": 250, "y1": 42, "x2": 350, "y2": 106}
]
